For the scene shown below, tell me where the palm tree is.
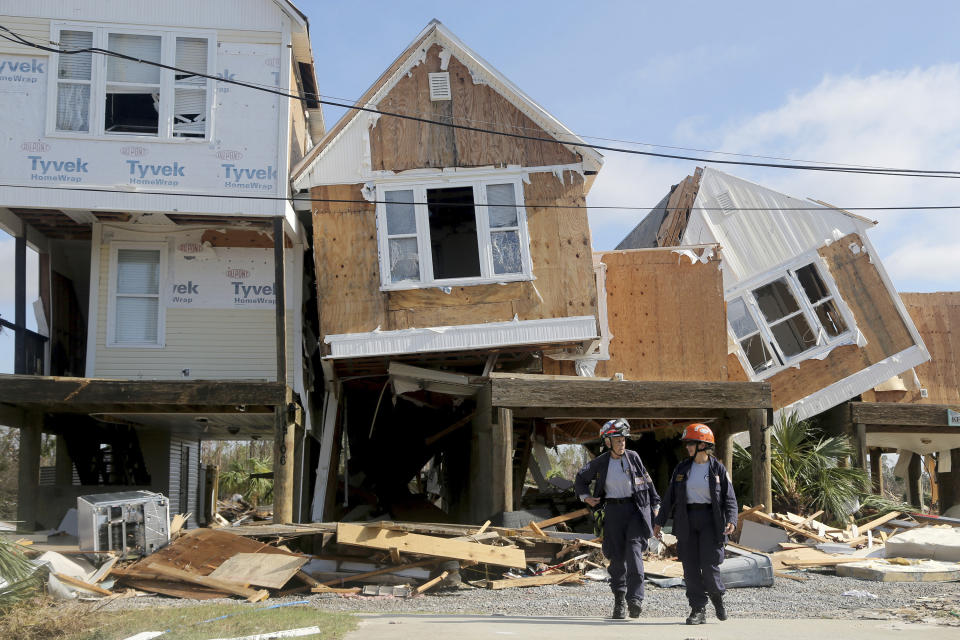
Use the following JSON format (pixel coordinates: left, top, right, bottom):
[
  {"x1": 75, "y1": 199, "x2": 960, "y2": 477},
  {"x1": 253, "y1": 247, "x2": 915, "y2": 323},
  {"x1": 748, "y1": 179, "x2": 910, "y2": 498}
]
[
  {"x1": 734, "y1": 412, "x2": 869, "y2": 525},
  {"x1": 0, "y1": 539, "x2": 42, "y2": 610},
  {"x1": 219, "y1": 457, "x2": 273, "y2": 506}
]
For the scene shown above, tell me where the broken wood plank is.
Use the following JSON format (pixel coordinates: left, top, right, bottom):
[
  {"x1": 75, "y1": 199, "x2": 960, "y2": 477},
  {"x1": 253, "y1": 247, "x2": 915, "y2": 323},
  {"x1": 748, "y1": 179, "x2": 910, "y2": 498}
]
[
  {"x1": 485, "y1": 572, "x2": 581, "y2": 589},
  {"x1": 415, "y1": 570, "x2": 449, "y2": 594},
  {"x1": 734, "y1": 504, "x2": 765, "y2": 540},
  {"x1": 119, "y1": 578, "x2": 227, "y2": 600},
  {"x1": 532, "y1": 508, "x2": 590, "y2": 530},
  {"x1": 148, "y1": 563, "x2": 269, "y2": 602},
  {"x1": 774, "y1": 571, "x2": 808, "y2": 582},
  {"x1": 310, "y1": 585, "x2": 361, "y2": 594},
  {"x1": 208, "y1": 553, "x2": 308, "y2": 590},
  {"x1": 476, "y1": 520, "x2": 491, "y2": 535},
  {"x1": 796, "y1": 510, "x2": 825, "y2": 529},
  {"x1": 745, "y1": 510, "x2": 831, "y2": 543},
  {"x1": 315, "y1": 558, "x2": 441, "y2": 587},
  {"x1": 527, "y1": 522, "x2": 547, "y2": 538},
  {"x1": 337, "y1": 522, "x2": 526, "y2": 568},
  {"x1": 53, "y1": 572, "x2": 113, "y2": 596}
]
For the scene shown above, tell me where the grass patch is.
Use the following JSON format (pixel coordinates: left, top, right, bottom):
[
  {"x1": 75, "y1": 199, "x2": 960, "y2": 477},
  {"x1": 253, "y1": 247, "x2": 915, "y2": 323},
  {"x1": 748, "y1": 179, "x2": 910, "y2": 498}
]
[{"x1": 0, "y1": 597, "x2": 356, "y2": 640}]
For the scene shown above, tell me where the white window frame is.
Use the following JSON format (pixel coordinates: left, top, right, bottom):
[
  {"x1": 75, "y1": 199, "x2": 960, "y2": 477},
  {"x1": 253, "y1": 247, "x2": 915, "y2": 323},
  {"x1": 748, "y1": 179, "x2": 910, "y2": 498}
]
[
  {"x1": 374, "y1": 175, "x2": 534, "y2": 291},
  {"x1": 47, "y1": 22, "x2": 216, "y2": 142},
  {"x1": 727, "y1": 254, "x2": 855, "y2": 379},
  {"x1": 106, "y1": 241, "x2": 167, "y2": 348}
]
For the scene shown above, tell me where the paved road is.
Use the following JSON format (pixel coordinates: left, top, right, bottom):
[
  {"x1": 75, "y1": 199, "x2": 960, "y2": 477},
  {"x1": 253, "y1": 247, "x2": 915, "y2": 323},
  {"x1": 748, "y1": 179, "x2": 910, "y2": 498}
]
[{"x1": 345, "y1": 614, "x2": 959, "y2": 639}]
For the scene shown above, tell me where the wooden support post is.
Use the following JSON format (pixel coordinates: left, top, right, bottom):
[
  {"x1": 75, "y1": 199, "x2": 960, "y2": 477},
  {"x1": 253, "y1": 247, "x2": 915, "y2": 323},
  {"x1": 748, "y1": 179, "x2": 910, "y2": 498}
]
[
  {"x1": 940, "y1": 449, "x2": 960, "y2": 513},
  {"x1": 713, "y1": 417, "x2": 734, "y2": 473},
  {"x1": 272, "y1": 216, "x2": 287, "y2": 383},
  {"x1": 512, "y1": 421, "x2": 533, "y2": 508},
  {"x1": 469, "y1": 385, "x2": 495, "y2": 523},
  {"x1": 54, "y1": 434, "x2": 73, "y2": 485},
  {"x1": 869, "y1": 448, "x2": 883, "y2": 495},
  {"x1": 906, "y1": 453, "x2": 923, "y2": 509},
  {"x1": 292, "y1": 422, "x2": 305, "y2": 523},
  {"x1": 497, "y1": 408, "x2": 513, "y2": 513},
  {"x1": 273, "y1": 389, "x2": 295, "y2": 524},
  {"x1": 852, "y1": 423, "x2": 868, "y2": 473},
  {"x1": 925, "y1": 455, "x2": 939, "y2": 510},
  {"x1": 748, "y1": 409, "x2": 772, "y2": 514},
  {"x1": 14, "y1": 232, "x2": 26, "y2": 374},
  {"x1": 16, "y1": 412, "x2": 42, "y2": 532}
]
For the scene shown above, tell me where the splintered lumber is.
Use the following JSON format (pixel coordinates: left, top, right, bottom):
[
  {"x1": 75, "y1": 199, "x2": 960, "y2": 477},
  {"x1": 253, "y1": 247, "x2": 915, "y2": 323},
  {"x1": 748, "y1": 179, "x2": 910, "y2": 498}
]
[
  {"x1": 336, "y1": 523, "x2": 526, "y2": 568},
  {"x1": 415, "y1": 570, "x2": 449, "y2": 594},
  {"x1": 796, "y1": 510, "x2": 825, "y2": 529},
  {"x1": 310, "y1": 585, "x2": 362, "y2": 594},
  {"x1": 486, "y1": 572, "x2": 581, "y2": 589},
  {"x1": 53, "y1": 572, "x2": 113, "y2": 596},
  {"x1": 746, "y1": 510, "x2": 831, "y2": 543},
  {"x1": 527, "y1": 522, "x2": 547, "y2": 537},
  {"x1": 476, "y1": 521, "x2": 491, "y2": 535},
  {"x1": 314, "y1": 558, "x2": 441, "y2": 588},
  {"x1": 532, "y1": 508, "x2": 590, "y2": 530},
  {"x1": 148, "y1": 563, "x2": 269, "y2": 602},
  {"x1": 735, "y1": 504, "x2": 765, "y2": 540},
  {"x1": 208, "y1": 553, "x2": 308, "y2": 589},
  {"x1": 855, "y1": 511, "x2": 902, "y2": 534},
  {"x1": 771, "y1": 548, "x2": 865, "y2": 569}
]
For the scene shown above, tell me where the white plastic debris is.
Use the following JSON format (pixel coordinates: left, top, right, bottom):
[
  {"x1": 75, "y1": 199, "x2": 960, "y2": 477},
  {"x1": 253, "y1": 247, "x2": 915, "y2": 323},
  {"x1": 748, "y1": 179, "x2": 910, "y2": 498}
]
[{"x1": 842, "y1": 590, "x2": 878, "y2": 599}]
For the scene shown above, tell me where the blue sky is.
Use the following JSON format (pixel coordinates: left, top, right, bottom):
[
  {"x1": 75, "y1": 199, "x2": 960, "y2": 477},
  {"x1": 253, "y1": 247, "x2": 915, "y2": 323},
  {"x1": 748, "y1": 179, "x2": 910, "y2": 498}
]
[{"x1": 3, "y1": 1, "x2": 960, "y2": 372}]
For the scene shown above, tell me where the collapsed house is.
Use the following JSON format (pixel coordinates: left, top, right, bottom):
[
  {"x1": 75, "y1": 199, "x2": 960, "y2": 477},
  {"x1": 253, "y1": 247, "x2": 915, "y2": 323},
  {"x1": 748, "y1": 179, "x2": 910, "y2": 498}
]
[
  {"x1": 617, "y1": 167, "x2": 959, "y2": 513},
  {"x1": 291, "y1": 22, "x2": 773, "y2": 524},
  {"x1": 0, "y1": 0, "x2": 324, "y2": 529}
]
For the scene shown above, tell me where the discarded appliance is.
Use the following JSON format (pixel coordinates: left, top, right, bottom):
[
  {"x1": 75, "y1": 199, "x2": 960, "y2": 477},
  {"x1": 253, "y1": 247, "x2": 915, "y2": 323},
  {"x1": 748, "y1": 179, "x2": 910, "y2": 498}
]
[
  {"x1": 77, "y1": 491, "x2": 170, "y2": 558},
  {"x1": 719, "y1": 545, "x2": 775, "y2": 588}
]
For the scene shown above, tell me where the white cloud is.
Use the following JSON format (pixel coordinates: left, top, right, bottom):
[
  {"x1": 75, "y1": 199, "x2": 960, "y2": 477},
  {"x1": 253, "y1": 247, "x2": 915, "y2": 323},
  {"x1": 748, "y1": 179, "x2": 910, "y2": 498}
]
[{"x1": 588, "y1": 63, "x2": 960, "y2": 291}]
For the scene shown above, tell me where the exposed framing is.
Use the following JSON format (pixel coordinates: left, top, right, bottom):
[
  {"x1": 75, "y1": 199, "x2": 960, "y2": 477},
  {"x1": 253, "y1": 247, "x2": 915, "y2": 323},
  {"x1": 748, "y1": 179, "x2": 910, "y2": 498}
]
[{"x1": 374, "y1": 173, "x2": 533, "y2": 290}]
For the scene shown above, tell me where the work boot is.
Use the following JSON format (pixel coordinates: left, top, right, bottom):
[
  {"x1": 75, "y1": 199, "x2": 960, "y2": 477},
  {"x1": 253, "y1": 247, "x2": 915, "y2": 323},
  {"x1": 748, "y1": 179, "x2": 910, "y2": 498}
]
[
  {"x1": 685, "y1": 607, "x2": 706, "y2": 625},
  {"x1": 612, "y1": 593, "x2": 626, "y2": 619},
  {"x1": 709, "y1": 592, "x2": 727, "y2": 621},
  {"x1": 627, "y1": 598, "x2": 642, "y2": 618}
]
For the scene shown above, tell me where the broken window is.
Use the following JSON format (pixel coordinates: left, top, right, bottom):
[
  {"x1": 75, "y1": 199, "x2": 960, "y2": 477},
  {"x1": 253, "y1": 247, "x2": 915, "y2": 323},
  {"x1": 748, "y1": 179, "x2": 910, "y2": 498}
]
[
  {"x1": 52, "y1": 26, "x2": 212, "y2": 139},
  {"x1": 730, "y1": 260, "x2": 852, "y2": 377},
  {"x1": 378, "y1": 178, "x2": 531, "y2": 288}
]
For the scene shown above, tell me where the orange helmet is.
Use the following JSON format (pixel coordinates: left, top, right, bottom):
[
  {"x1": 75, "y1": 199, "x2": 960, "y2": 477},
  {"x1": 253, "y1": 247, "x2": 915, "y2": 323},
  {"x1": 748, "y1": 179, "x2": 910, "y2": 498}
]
[{"x1": 682, "y1": 423, "x2": 715, "y2": 445}]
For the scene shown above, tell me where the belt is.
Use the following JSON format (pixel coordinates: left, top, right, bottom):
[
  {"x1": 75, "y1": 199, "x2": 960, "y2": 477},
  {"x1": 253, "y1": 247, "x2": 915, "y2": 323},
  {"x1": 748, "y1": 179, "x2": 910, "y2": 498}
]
[
  {"x1": 686, "y1": 502, "x2": 712, "y2": 511},
  {"x1": 605, "y1": 497, "x2": 632, "y2": 504}
]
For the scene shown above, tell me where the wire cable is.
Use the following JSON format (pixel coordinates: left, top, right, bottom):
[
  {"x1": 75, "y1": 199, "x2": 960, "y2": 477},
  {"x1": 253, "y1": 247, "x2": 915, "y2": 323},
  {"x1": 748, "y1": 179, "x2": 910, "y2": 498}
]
[{"x1": 2, "y1": 25, "x2": 959, "y2": 180}]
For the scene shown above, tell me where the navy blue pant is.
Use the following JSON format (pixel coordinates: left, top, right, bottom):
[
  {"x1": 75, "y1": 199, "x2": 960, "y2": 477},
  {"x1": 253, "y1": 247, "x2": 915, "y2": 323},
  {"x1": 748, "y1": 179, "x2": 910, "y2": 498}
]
[
  {"x1": 678, "y1": 507, "x2": 725, "y2": 608},
  {"x1": 601, "y1": 502, "x2": 647, "y2": 601}
]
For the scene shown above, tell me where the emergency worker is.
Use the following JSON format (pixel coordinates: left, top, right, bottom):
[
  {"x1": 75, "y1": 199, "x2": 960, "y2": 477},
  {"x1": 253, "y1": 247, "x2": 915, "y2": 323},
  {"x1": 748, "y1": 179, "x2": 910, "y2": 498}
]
[
  {"x1": 653, "y1": 423, "x2": 738, "y2": 625},
  {"x1": 574, "y1": 419, "x2": 660, "y2": 620}
]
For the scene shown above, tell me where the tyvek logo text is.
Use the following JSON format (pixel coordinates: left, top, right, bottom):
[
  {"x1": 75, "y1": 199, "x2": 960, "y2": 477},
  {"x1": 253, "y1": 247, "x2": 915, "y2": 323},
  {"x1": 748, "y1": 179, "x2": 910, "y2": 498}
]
[
  {"x1": 28, "y1": 155, "x2": 87, "y2": 183},
  {"x1": 127, "y1": 160, "x2": 184, "y2": 186},
  {"x1": 0, "y1": 58, "x2": 44, "y2": 84},
  {"x1": 222, "y1": 164, "x2": 276, "y2": 191}
]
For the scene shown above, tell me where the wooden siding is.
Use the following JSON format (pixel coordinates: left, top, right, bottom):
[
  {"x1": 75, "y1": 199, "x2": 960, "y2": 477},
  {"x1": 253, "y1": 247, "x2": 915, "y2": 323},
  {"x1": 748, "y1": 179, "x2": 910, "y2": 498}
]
[
  {"x1": 312, "y1": 172, "x2": 596, "y2": 341},
  {"x1": 93, "y1": 241, "x2": 295, "y2": 382},
  {"x1": 592, "y1": 248, "x2": 727, "y2": 381},
  {"x1": 879, "y1": 292, "x2": 960, "y2": 405},
  {"x1": 765, "y1": 233, "x2": 916, "y2": 408},
  {"x1": 369, "y1": 44, "x2": 579, "y2": 172}
]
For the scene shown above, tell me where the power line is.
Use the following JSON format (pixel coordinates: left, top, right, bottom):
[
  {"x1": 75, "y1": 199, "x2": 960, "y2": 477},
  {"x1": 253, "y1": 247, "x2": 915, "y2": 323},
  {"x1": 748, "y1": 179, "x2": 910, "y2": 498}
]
[
  {"x1": 2, "y1": 25, "x2": 960, "y2": 180},
  {"x1": 3, "y1": 182, "x2": 959, "y2": 213}
]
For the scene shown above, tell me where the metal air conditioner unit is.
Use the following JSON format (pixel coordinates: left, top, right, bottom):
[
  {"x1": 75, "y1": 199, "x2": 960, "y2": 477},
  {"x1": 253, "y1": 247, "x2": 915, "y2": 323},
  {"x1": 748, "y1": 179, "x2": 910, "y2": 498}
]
[{"x1": 77, "y1": 491, "x2": 170, "y2": 558}]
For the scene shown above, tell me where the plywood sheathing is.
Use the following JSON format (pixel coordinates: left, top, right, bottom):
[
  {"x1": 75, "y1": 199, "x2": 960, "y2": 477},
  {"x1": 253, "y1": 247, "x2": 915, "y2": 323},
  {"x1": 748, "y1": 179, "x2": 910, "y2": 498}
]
[
  {"x1": 765, "y1": 232, "x2": 916, "y2": 409},
  {"x1": 200, "y1": 229, "x2": 292, "y2": 249},
  {"x1": 591, "y1": 248, "x2": 727, "y2": 381},
  {"x1": 886, "y1": 292, "x2": 960, "y2": 405},
  {"x1": 310, "y1": 173, "x2": 596, "y2": 342},
  {"x1": 369, "y1": 45, "x2": 579, "y2": 172}
]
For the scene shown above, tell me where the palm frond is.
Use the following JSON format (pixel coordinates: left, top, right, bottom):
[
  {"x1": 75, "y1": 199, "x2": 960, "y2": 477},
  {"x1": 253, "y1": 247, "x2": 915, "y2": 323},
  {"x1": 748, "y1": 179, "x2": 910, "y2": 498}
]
[{"x1": 0, "y1": 540, "x2": 43, "y2": 610}]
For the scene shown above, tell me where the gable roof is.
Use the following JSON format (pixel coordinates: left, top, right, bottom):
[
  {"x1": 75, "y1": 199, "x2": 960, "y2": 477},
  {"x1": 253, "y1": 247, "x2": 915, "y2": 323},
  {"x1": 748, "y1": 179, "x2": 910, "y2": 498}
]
[{"x1": 291, "y1": 19, "x2": 602, "y2": 187}]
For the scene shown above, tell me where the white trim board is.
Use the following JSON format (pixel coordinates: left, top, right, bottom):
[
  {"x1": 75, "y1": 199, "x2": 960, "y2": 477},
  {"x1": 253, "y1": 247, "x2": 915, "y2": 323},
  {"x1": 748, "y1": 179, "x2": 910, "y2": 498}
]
[
  {"x1": 324, "y1": 315, "x2": 598, "y2": 359},
  {"x1": 776, "y1": 344, "x2": 930, "y2": 422}
]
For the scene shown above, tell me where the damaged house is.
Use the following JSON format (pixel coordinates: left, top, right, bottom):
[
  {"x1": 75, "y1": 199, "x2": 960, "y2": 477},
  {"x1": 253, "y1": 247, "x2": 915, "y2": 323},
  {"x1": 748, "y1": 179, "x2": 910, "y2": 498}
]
[
  {"x1": 292, "y1": 22, "x2": 773, "y2": 524},
  {"x1": 0, "y1": 0, "x2": 324, "y2": 530}
]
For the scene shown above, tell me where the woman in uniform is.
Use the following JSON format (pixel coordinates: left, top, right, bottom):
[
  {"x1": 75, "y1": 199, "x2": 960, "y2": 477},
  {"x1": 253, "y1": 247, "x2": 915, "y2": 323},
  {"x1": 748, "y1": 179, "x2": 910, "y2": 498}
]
[
  {"x1": 653, "y1": 423, "x2": 738, "y2": 625},
  {"x1": 574, "y1": 418, "x2": 660, "y2": 620}
]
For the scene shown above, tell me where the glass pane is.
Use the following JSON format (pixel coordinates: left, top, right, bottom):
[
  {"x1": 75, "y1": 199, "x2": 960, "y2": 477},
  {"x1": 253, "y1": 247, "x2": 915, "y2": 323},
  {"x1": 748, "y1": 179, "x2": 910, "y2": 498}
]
[
  {"x1": 741, "y1": 335, "x2": 777, "y2": 373},
  {"x1": 771, "y1": 314, "x2": 817, "y2": 357},
  {"x1": 58, "y1": 31, "x2": 92, "y2": 80},
  {"x1": 175, "y1": 37, "x2": 208, "y2": 81},
  {"x1": 491, "y1": 230, "x2": 522, "y2": 274},
  {"x1": 116, "y1": 297, "x2": 158, "y2": 343},
  {"x1": 427, "y1": 186, "x2": 481, "y2": 279},
  {"x1": 56, "y1": 83, "x2": 90, "y2": 132},
  {"x1": 173, "y1": 87, "x2": 207, "y2": 137},
  {"x1": 486, "y1": 183, "x2": 518, "y2": 228},
  {"x1": 815, "y1": 300, "x2": 848, "y2": 337},
  {"x1": 388, "y1": 237, "x2": 420, "y2": 282},
  {"x1": 754, "y1": 278, "x2": 800, "y2": 323},
  {"x1": 117, "y1": 250, "x2": 160, "y2": 294},
  {"x1": 385, "y1": 190, "x2": 416, "y2": 235},
  {"x1": 796, "y1": 264, "x2": 830, "y2": 304},
  {"x1": 727, "y1": 297, "x2": 757, "y2": 339},
  {"x1": 108, "y1": 33, "x2": 161, "y2": 84}
]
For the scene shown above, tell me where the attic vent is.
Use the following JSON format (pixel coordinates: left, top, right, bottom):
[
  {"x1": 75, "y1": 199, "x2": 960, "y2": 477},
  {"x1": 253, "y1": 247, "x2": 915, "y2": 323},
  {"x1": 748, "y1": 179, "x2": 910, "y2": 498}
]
[
  {"x1": 715, "y1": 191, "x2": 735, "y2": 215},
  {"x1": 428, "y1": 72, "x2": 451, "y2": 101}
]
